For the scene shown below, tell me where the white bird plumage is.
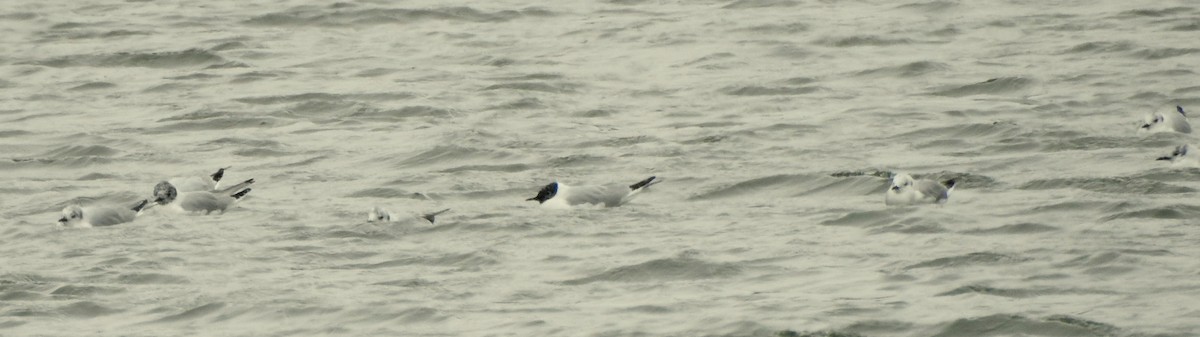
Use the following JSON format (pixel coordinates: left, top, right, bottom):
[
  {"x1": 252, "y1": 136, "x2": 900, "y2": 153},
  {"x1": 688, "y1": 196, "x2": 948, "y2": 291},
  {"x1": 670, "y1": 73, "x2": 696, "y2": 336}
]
[
  {"x1": 884, "y1": 173, "x2": 956, "y2": 206},
  {"x1": 58, "y1": 199, "x2": 150, "y2": 227},
  {"x1": 526, "y1": 176, "x2": 660, "y2": 209},
  {"x1": 151, "y1": 179, "x2": 254, "y2": 214},
  {"x1": 1138, "y1": 105, "x2": 1191, "y2": 134}
]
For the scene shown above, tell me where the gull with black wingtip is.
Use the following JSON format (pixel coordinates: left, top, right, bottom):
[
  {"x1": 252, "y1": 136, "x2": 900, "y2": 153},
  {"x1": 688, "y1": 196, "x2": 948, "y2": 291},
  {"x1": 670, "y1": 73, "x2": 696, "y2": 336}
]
[
  {"x1": 150, "y1": 179, "x2": 254, "y2": 214},
  {"x1": 1139, "y1": 105, "x2": 1191, "y2": 134},
  {"x1": 526, "y1": 176, "x2": 661, "y2": 209},
  {"x1": 1156, "y1": 144, "x2": 1200, "y2": 167}
]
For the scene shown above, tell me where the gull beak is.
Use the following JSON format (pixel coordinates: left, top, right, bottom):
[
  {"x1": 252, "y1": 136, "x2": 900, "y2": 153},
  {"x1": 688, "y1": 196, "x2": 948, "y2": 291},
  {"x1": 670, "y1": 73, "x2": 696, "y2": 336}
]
[
  {"x1": 525, "y1": 197, "x2": 538, "y2": 201},
  {"x1": 1157, "y1": 156, "x2": 1173, "y2": 161},
  {"x1": 57, "y1": 217, "x2": 68, "y2": 223},
  {"x1": 890, "y1": 186, "x2": 900, "y2": 192}
]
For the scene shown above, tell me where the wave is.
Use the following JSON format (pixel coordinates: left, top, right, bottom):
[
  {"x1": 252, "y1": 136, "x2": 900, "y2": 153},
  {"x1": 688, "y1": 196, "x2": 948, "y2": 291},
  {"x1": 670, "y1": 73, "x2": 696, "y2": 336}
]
[
  {"x1": 689, "y1": 173, "x2": 885, "y2": 201},
  {"x1": 336, "y1": 250, "x2": 500, "y2": 270},
  {"x1": 50, "y1": 285, "x2": 125, "y2": 297},
  {"x1": 349, "y1": 105, "x2": 458, "y2": 121},
  {"x1": 936, "y1": 284, "x2": 1116, "y2": 298},
  {"x1": 931, "y1": 77, "x2": 1035, "y2": 97},
  {"x1": 1100, "y1": 204, "x2": 1200, "y2": 222},
  {"x1": 904, "y1": 252, "x2": 1030, "y2": 270},
  {"x1": 722, "y1": 0, "x2": 801, "y2": 9},
  {"x1": 245, "y1": 6, "x2": 555, "y2": 27},
  {"x1": 67, "y1": 82, "x2": 116, "y2": 91},
  {"x1": 148, "y1": 303, "x2": 225, "y2": 324},
  {"x1": 561, "y1": 256, "x2": 741, "y2": 285},
  {"x1": 1132, "y1": 47, "x2": 1200, "y2": 60},
  {"x1": 894, "y1": 1, "x2": 958, "y2": 11},
  {"x1": 42, "y1": 145, "x2": 120, "y2": 158},
  {"x1": 721, "y1": 85, "x2": 822, "y2": 96},
  {"x1": 1061, "y1": 41, "x2": 1136, "y2": 54},
  {"x1": 963, "y1": 223, "x2": 1059, "y2": 235},
  {"x1": 486, "y1": 97, "x2": 546, "y2": 110},
  {"x1": 1019, "y1": 177, "x2": 1194, "y2": 194},
  {"x1": 1115, "y1": 7, "x2": 1193, "y2": 18},
  {"x1": 115, "y1": 273, "x2": 189, "y2": 284},
  {"x1": 58, "y1": 301, "x2": 122, "y2": 318},
  {"x1": 734, "y1": 22, "x2": 809, "y2": 34},
  {"x1": 30, "y1": 48, "x2": 227, "y2": 68},
  {"x1": 930, "y1": 314, "x2": 1118, "y2": 337},
  {"x1": 345, "y1": 188, "x2": 429, "y2": 199},
  {"x1": 816, "y1": 35, "x2": 913, "y2": 47},
  {"x1": 151, "y1": 116, "x2": 289, "y2": 131},
  {"x1": 234, "y1": 92, "x2": 414, "y2": 105},
  {"x1": 483, "y1": 82, "x2": 580, "y2": 93},
  {"x1": 389, "y1": 145, "x2": 520, "y2": 168},
  {"x1": 856, "y1": 61, "x2": 949, "y2": 77}
]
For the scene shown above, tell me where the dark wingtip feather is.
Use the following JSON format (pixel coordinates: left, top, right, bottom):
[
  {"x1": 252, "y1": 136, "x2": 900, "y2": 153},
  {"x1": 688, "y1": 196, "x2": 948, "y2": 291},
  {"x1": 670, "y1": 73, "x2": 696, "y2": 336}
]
[
  {"x1": 422, "y1": 208, "x2": 451, "y2": 224},
  {"x1": 131, "y1": 199, "x2": 150, "y2": 212},
  {"x1": 232, "y1": 188, "x2": 252, "y2": 199},
  {"x1": 1178, "y1": 105, "x2": 1186, "y2": 116},
  {"x1": 629, "y1": 176, "x2": 657, "y2": 190},
  {"x1": 942, "y1": 179, "x2": 957, "y2": 189}
]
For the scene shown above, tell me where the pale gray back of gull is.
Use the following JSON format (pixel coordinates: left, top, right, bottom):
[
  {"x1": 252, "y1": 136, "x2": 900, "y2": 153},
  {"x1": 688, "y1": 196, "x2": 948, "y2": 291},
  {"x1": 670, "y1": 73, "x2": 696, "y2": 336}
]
[
  {"x1": 58, "y1": 199, "x2": 150, "y2": 227},
  {"x1": 885, "y1": 173, "x2": 956, "y2": 206},
  {"x1": 167, "y1": 166, "x2": 229, "y2": 192},
  {"x1": 1139, "y1": 105, "x2": 1191, "y2": 134},
  {"x1": 526, "y1": 176, "x2": 660, "y2": 208},
  {"x1": 152, "y1": 179, "x2": 254, "y2": 214}
]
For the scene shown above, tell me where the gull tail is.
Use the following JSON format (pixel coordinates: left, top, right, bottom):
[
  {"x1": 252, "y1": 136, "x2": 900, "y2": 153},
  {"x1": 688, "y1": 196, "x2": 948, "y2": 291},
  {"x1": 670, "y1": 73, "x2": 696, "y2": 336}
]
[
  {"x1": 219, "y1": 178, "x2": 255, "y2": 194},
  {"x1": 422, "y1": 208, "x2": 451, "y2": 224},
  {"x1": 231, "y1": 188, "x2": 252, "y2": 200},
  {"x1": 628, "y1": 176, "x2": 661, "y2": 191},
  {"x1": 942, "y1": 179, "x2": 957, "y2": 192}
]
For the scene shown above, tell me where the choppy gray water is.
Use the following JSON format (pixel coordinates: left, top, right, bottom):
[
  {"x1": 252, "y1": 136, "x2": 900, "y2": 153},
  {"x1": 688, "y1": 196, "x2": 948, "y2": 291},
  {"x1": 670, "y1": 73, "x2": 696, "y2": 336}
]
[{"x1": 2, "y1": 0, "x2": 1199, "y2": 336}]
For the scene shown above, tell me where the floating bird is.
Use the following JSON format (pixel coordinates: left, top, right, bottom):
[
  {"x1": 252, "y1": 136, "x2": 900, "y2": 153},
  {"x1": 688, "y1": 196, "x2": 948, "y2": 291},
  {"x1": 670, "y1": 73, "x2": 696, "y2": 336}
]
[
  {"x1": 885, "y1": 173, "x2": 955, "y2": 206},
  {"x1": 527, "y1": 176, "x2": 660, "y2": 208},
  {"x1": 151, "y1": 179, "x2": 254, "y2": 214},
  {"x1": 1139, "y1": 105, "x2": 1190, "y2": 134},
  {"x1": 58, "y1": 199, "x2": 150, "y2": 227},
  {"x1": 368, "y1": 207, "x2": 451, "y2": 224}
]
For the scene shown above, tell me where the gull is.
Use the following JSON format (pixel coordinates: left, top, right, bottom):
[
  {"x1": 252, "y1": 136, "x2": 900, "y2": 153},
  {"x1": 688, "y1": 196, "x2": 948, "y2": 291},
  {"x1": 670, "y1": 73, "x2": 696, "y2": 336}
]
[
  {"x1": 1139, "y1": 105, "x2": 1190, "y2": 134},
  {"x1": 367, "y1": 207, "x2": 451, "y2": 224},
  {"x1": 150, "y1": 179, "x2": 254, "y2": 214},
  {"x1": 1156, "y1": 144, "x2": 1200, "y2": 167},
  {"x1": 58, "y1": 199, "x2": 150, "y2": 227},
  {"x1": 526, "y1": 176, "x2": 660, "y2": 209},
  {"x1": 885, "y1": 173, "x2": 956, "y2": 206}
]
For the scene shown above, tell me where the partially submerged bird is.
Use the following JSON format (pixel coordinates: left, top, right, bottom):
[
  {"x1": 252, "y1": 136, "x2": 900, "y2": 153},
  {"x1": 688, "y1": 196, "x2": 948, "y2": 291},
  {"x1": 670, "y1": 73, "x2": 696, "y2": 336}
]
[
  {"x1": 368, "y1": 207, "x2": 451, "y2": 224},
  {"x1": 1156, "y1": 144, "x2": 1200, "y2": 167},
  {"x1": 526, "y1": 176, "x2": 660, "y2": 208},
  {"x1": 1139, "y1": 105, "x2": 1191, "y2": 134},
  {"x1": 151, "y1": 179, "x2": 254, "y2": 214},
  {"x1": 884, "y1": 173, "x2": 956, "y2": 206},
  {"x1": 58, "y1": 199, "x2": 150, "y2": 227}
]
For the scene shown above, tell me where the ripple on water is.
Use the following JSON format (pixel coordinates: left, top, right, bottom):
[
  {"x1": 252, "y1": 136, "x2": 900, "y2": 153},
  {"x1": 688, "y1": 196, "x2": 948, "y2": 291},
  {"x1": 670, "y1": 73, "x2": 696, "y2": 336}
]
[
  {"x1": 29, "y1": 48, "x2": 227, "y2": 68},
  {"x1": 560, "y1": 256, "x2": 741, "y2": 285},
  {"x1": 930, "y1": 314, "x2": 1118, "y2": 337},
  {"x1": 931, "y1": 77, "x2": 1035, "y2": 97}
]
